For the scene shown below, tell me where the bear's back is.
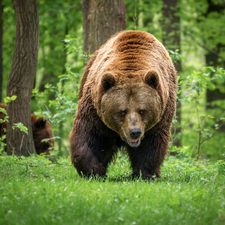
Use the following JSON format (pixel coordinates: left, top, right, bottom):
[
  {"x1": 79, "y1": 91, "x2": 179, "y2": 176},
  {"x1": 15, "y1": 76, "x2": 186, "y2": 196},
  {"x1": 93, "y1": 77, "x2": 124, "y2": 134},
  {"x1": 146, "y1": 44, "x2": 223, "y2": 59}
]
[{"x1": 87, "y1": 30, "x2": 176, "y2": 114}]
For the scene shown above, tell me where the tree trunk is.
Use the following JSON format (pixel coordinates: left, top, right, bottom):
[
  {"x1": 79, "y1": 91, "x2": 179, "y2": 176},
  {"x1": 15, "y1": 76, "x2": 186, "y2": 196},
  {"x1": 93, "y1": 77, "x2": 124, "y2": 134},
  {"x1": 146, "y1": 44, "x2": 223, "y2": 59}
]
[
  {"x1": 81, "y1": 0, "x2": 126, "y2": 55},
  {"x1": 6, "y1": 0, "x2": 39, "y2": 156},
  {"x1": 205, "y1": 0, "x2": 225, "y2": 132},
  {"x1": 162, "y1": 0, "x2": 182, "y2": 147},
  {"x1": 0, "y1": 0, "x2": 3, "y2": 103}
]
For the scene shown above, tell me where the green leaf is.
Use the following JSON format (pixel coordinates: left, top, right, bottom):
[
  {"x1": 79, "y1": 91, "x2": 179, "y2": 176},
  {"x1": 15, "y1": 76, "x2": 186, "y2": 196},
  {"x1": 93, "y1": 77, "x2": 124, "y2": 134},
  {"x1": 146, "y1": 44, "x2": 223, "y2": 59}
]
[
  {"x1": 0, "y1": 108, "x2": 7, "y2": 115},
  {"x1": 4, "y1": 95, "x2": 17, "y2": 103},
  {"x1": 11, "y1": 95, "x2": 17, "y2": 101},
  {"x1": 13, "y1": 123, "x2": 28, "y2": 135},
  {"x1": 0, "y1": 119, "x2": 5, "y2": 123}
]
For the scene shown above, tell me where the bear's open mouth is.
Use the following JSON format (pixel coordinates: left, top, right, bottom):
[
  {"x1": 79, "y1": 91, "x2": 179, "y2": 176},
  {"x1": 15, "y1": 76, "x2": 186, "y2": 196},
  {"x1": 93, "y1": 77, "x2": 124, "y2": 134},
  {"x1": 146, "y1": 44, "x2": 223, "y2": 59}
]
[{"x1": 128, "y1": 138, "x2": 141, "y2": 148}]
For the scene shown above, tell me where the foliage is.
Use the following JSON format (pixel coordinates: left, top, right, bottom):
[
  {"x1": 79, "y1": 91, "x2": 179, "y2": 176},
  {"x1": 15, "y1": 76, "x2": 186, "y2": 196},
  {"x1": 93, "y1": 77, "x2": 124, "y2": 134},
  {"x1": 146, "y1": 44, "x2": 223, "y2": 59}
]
[
  {"x1": 33, "y1": 70, "x2": 79, "y2": 125},
  {"x1": 32, "y1": 34, "x2": 92, "y2": 155},
  {"x1": 0, "y1": 152, "x2": 225, "y2": 225},
  {"x1": 0, "y1": 105, "x2": 7, "y2": 152},
  {"x1": 179, "y1": 67, "x2": 225, "y2": 101},
  {"x1": 179, "y1": 0, "x2": 225, "y2": 61},
  {"x1": 2, "y1": 0, "x2": 15, "y2": 96},
  {"x1": 176, "y1": 67, "x2": 225, "y2": 159},
  {"x1": 1, "y1": 0, "x2": 225, "y2": 159},
  {"x1": 0, "y1": 96, "x2": 28, "y2": 152},
  {"x1": 4, "y1": 95, "x2": 17, "y2": 104},
  {"x1": 125, "y1": 0, "x2": 163, "y2": 38},
  {"x1": 0, "y1": 107, "x2": 7, "y2": 120},
  {"x1": 32, "y1": 67, "x2": 80, "y2": 156},
  {"x1": 37, "y1": 0, "x2": 82, "y2": 91},
  {"x1": 168, "y1": 49, "x2": 187, "y2": 63},
  {"x1": 12, "y1": 123, "x2": 28, "y2": 135},
  {"x1": 64, "y1": 35, "x2": 90, "y2": 64}
]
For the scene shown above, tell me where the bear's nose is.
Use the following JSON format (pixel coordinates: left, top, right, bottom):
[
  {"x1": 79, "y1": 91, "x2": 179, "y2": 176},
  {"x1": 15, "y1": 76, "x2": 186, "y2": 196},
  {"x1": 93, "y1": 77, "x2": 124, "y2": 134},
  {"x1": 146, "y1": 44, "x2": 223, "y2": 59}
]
[{"x1": 129, "y1": 128, "x2": 141, "y2": 139}]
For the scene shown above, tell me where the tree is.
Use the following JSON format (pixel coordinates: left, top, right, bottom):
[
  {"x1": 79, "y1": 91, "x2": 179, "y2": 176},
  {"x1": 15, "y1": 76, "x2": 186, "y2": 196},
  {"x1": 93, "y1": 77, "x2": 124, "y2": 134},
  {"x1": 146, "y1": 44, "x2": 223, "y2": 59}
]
[
  {"x1": 81, "y1": 0, "x2": 126, "y2": 55},
  {"x1": 6, "y1": 0, "x2": 39, "y2": 156},
  {"x1": 204, "y1": 0, "x2": 225, "y2": 131},
  {"x1": 161, "y1": 0, "x2": 182, "y2": 147}
]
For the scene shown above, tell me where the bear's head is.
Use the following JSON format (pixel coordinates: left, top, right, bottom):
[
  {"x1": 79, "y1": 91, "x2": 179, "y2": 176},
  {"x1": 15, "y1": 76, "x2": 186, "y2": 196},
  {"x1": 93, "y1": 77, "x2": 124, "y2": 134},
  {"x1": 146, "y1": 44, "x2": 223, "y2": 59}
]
[
  {"x1": 99, "y1": 69, "x2": 162, "y2": 147},
  {"x1": 31, "y1": 114, "x2": 54, "y2": 155}
]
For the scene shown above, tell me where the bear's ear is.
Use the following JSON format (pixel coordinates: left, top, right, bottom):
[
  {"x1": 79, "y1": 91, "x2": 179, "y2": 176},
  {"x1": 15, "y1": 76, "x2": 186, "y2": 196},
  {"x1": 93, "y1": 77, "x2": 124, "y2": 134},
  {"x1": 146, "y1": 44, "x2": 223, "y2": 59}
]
[
  {"x1": 101, "y1": 73, "x2": 115, "y2": 91},
  {"x1": 35, "y1": 117, "x2": 46, "y2": 128},
  {"x1": 143, "y1": 70, "x2": 159, "y2": 89}
]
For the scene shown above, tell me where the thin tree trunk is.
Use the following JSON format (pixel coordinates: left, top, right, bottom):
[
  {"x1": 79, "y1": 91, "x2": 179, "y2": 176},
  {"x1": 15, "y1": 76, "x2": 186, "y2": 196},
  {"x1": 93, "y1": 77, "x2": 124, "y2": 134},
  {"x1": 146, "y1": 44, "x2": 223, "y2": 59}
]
[
  {"x1": 0, "y1": 0, "x2": 3, "y2": 103},
  {"x1": 205, "y1": 0, "x2": 225, "y2": 132},
  {"x1": 162, "y1": 0, "x2": 182, "y2": 147},
  {"x1": 7, "y1": 0, "x2": 39, "y2": 156},
  {"x1": 81, "y1": 0, "x2": 126, "y2": 55}
]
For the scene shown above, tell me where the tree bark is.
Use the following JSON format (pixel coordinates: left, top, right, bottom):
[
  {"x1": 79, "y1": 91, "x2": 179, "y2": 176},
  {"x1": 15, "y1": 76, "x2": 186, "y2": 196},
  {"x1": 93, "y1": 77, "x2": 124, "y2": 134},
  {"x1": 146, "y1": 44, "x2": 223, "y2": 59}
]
[
  {"x1": 0, "y1": 0, "x2": 3, "y2": 103},
  {"x1": 81, "y1": 0, "x2": 126, "y2": 55},
  {"x1": 205, "y1": 0, "x2": 225, "y2": 131},
  {"x1": 162, "y1": 0, "x2": 182, "y2": 147},
  {"x1": 6, "y1": 0, "x2": 39, "y2": 156}
]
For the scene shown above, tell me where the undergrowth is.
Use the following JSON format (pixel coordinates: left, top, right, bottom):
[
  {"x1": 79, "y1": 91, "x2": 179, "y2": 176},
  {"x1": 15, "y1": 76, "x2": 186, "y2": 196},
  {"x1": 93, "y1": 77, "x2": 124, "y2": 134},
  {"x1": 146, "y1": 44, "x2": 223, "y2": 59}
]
[{"x1": 0, "y1": 150, "x2": 225, "y2": 225}]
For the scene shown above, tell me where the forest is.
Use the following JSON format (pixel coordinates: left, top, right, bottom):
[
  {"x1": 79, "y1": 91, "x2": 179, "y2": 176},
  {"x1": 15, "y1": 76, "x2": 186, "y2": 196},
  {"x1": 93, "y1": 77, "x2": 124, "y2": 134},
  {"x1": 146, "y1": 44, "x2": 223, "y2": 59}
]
[
  {"x1": 0, "y1": 0, "x2": 225, "y2": 159},
  {"x1": 0, "y1": 0, "x2": 225, "y2": 224}
]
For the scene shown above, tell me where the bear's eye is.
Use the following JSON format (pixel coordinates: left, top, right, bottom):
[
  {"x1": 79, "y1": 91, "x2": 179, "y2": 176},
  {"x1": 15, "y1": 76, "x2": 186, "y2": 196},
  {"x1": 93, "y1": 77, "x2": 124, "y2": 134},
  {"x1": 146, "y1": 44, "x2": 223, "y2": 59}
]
[
  {"x1": 120, "y1": 110, "x2": 127, "y2": 117},
  {"x1": 139, "y1": 110, "x2": 146, "y2": 116}
]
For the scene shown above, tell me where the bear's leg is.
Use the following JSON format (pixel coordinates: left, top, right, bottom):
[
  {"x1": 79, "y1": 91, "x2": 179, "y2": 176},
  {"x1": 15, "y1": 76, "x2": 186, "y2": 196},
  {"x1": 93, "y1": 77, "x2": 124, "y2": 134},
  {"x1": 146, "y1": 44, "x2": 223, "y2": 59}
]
[
  {"x1": 70, "y1": 118, "x2": 118, "y2": 178},
  {"x1": 127, "y1": 129, "x2": 169, "y2": 180}
]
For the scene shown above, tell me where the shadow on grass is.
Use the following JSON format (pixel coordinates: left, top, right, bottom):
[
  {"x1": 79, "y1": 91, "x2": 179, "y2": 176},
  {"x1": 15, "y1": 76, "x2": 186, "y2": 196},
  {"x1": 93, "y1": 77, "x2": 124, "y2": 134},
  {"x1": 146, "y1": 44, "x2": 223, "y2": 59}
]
[{"x1": 78, "y1": 173, "x2": 165, "y2": 183}]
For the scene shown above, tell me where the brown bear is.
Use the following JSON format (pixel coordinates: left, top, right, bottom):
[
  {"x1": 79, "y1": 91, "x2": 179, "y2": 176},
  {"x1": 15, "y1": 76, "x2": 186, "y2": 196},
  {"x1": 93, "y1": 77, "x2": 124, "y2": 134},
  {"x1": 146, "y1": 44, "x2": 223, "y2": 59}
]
[
  {"x1": 0, "y1": 103, "x2": 54, "y2": 155},
  {"x1": 70, "y1": 30, "x2": 177, "y2": 180}
]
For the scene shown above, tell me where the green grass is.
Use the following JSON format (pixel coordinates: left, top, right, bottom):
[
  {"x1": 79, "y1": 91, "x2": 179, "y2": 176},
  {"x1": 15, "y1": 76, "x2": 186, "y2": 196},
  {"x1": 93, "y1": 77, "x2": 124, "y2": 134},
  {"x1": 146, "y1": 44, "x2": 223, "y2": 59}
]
[{"x1": 0, "y1": 152, "x2": 225, "y2": 225}]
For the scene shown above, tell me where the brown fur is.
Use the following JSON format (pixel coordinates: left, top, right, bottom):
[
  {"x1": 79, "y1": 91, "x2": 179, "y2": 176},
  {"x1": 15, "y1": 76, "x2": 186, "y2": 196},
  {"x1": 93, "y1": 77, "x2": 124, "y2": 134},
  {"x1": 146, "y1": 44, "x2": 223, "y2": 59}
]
[
  {"x1": 70, "y1": 31, "x2": 177, "y2": 180},
  {"x1": 0, "y1": 103, "x2": 54, "y2": 155}
]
